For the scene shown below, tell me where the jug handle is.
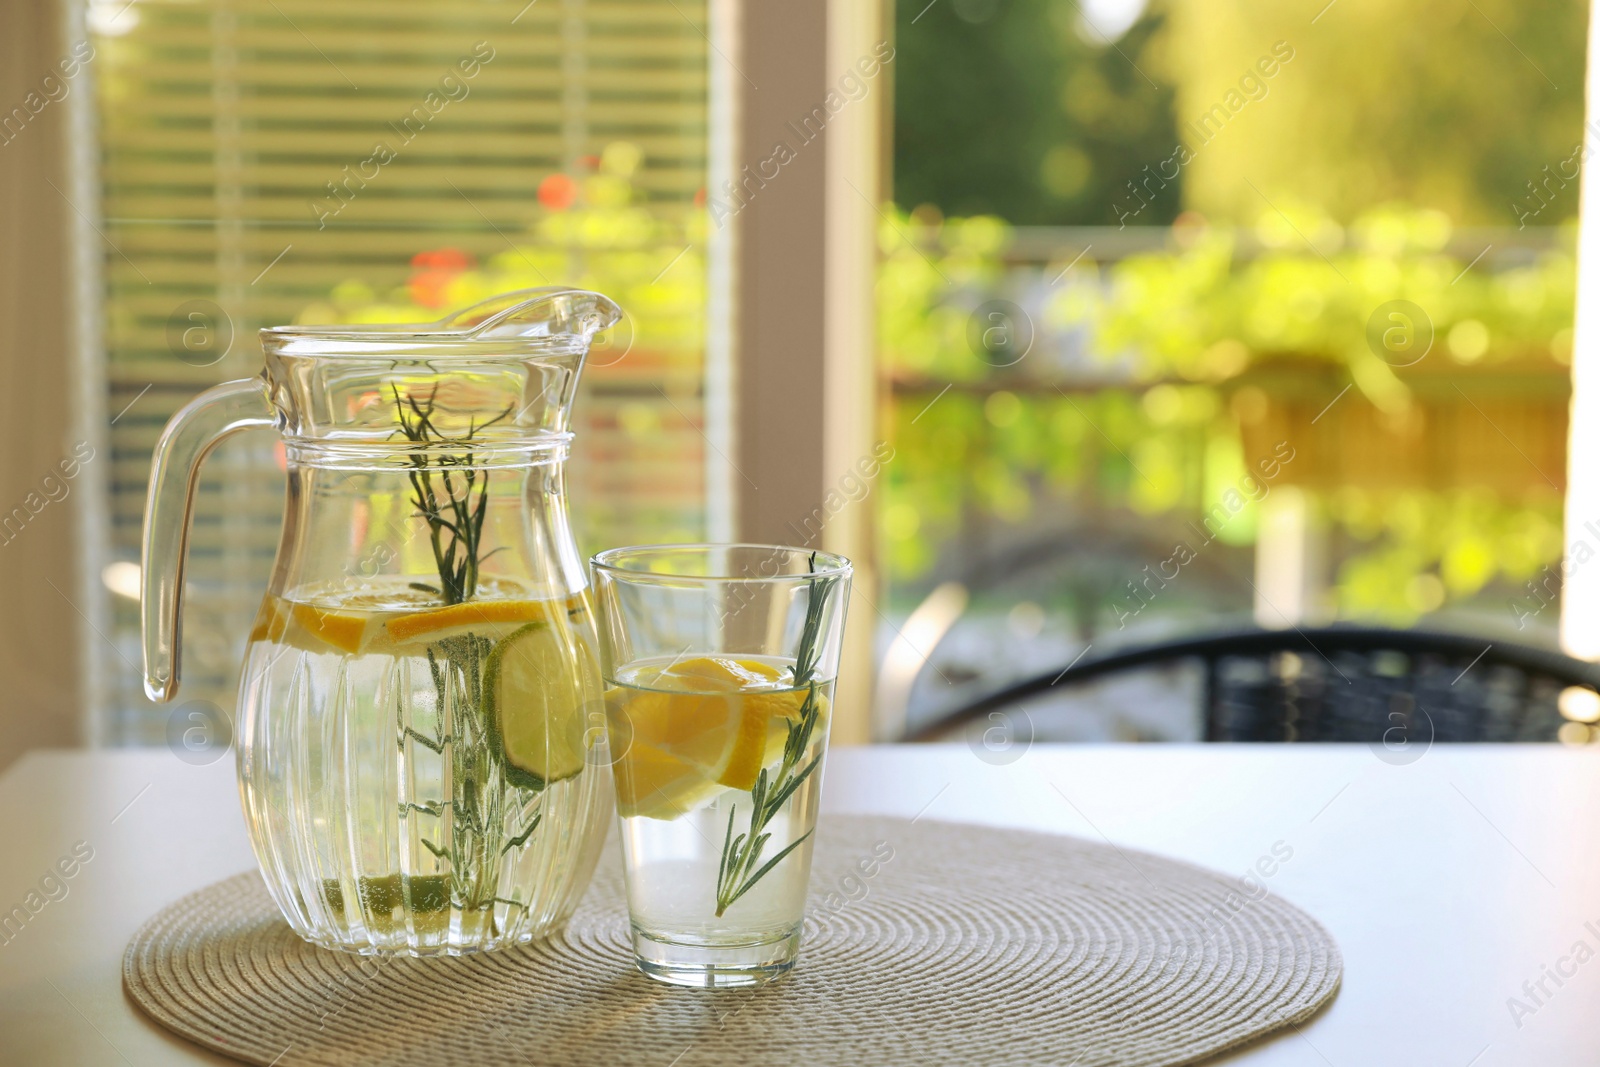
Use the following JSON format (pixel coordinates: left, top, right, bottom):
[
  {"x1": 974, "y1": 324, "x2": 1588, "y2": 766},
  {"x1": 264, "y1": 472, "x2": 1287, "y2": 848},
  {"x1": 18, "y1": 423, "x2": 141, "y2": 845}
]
[{"x1": 141, "y1": 377, "x2": 278, "y2": 702}]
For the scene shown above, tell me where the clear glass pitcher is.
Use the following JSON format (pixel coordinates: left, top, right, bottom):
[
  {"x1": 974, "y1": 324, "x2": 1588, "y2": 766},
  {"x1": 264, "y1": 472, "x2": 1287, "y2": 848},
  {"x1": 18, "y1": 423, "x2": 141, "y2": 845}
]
[{"x1": 141, "y1": 288, "x2": 621, "y2": 955}]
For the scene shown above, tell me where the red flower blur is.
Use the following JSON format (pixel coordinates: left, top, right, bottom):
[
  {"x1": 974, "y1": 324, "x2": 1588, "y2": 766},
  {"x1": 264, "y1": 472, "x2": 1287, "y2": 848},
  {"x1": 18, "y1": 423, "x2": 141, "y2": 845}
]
[
  {"x1": 538, "y1": 173, "x2": 578, "y2": 212},
  {"x1": 408, "y1": 248, "x2": 476, "y2": 308}
]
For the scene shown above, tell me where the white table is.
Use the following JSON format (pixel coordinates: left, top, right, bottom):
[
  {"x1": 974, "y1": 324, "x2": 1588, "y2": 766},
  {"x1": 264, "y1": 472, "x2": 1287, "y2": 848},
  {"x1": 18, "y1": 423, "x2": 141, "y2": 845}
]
[{"x1": 1, "y1": 745, "x2": 1596, "y2": 1065}]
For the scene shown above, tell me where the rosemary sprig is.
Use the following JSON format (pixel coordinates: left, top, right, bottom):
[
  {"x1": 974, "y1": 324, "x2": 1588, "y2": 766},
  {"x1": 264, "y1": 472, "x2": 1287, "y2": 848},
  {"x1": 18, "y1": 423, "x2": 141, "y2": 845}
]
[
  {"x1": 423, "y1": 633, "x2": 495, "y2": 911},
  {"x1": 392, "y1": 386, "x2": 511, "y2": 605},
  {"x1": 385, "y1": 390, "x2": 541, "y2": 937},
  {"x1": 714, "y1": 554, "x2": 839, "y2": 917}
]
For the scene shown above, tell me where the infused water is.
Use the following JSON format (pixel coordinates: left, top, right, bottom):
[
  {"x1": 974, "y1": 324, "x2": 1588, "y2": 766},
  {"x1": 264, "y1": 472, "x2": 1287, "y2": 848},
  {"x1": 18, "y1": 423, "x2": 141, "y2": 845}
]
[
  {"x1": 237, "y1": 577, "x2": 610, "y2": 954},
  {"x1": 607, "y1": 655, "x2": 831, "y2": 955}
]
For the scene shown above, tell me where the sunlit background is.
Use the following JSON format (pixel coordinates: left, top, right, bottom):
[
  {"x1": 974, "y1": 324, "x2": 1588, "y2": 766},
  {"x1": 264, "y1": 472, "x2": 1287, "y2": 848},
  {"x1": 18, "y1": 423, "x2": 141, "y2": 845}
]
[
  {"x1": 82, "y1": 0, "x2": 1587, "y2": 745},
  {"x1": 878, "y1": 0, "x2": 1583, "y2": 739}
]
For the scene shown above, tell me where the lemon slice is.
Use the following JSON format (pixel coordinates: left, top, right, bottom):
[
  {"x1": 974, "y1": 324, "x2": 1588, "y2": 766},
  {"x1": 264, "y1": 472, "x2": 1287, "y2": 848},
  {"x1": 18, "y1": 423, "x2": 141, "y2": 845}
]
[
  {"x1": 486, "y1": 622, "x2": 596, "y2": 790},
  {"x1": 385, "y1": 593, "x2": 590, "y2": 647},
  {"x1": 248, "y1": 594, "x2": 290, "y2": 644},
  {"x1": 256, "y1": 596, "x2": 385, "y2": 655},
  {"x1": 609, "y1": 657, "x2": 818, "y2": 819},
  {"x1": 387, "y1": 599, "x2": 547, "y2": 645},
  {"x1": 279, "y1": 602, "x2": 374, "y2": 654},
  {"x1": 608, "y1": 741, "x2": 711, "y2": 820}
]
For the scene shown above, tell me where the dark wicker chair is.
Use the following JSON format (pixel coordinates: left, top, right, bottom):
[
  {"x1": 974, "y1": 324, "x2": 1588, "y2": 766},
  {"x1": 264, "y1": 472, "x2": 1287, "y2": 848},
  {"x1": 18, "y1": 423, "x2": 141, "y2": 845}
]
[{"x1": 907, "y1": 627, "x2": 1600, "y2": 744}]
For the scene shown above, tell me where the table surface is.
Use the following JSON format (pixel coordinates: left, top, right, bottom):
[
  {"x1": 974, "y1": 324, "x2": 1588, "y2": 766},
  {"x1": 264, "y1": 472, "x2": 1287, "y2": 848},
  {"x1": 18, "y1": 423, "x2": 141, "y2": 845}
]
[{"x1": 1, "y1": 744, "x2": 1596, "y2": 1066}]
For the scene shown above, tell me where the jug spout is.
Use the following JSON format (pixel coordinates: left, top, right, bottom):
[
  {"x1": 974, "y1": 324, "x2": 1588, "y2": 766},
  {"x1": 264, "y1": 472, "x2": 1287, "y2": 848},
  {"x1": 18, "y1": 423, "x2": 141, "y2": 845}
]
[
  {"x1": 255, "y1": 287, "x2": 624, "y2": 447},
  {"x1": 432, "y1": 287, "x2": 623, "y2": 341}
]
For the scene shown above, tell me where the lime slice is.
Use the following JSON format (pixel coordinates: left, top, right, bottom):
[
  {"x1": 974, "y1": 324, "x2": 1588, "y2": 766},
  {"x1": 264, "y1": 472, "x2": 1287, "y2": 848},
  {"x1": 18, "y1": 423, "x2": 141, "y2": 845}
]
[{"x1": 485, "y1": 622, "x2": 596, "y2": 790}]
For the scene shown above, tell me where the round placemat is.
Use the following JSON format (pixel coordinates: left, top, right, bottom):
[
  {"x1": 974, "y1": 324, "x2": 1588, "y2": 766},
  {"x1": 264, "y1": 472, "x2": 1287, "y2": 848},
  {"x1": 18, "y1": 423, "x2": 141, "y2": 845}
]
[{"x1": 124, "y1": 815, "x2": 1340, "y2": 1067}]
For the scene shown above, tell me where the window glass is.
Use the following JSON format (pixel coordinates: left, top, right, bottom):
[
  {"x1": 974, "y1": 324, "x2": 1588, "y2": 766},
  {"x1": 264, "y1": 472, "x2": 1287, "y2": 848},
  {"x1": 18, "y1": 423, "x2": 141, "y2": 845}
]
[
  {"x1": 94, "y1": 0, "x2": 711, "y2": 741},
  {"x1": 884, "y1": 0, "x2": 1585, "y2": 739}
]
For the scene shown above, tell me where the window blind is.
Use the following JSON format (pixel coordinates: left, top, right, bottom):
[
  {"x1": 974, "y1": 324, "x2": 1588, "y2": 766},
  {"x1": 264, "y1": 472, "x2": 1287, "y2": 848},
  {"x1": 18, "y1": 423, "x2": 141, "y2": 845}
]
[{"x1": 94, "y1": 0, "x2": 711, "y2": 741}]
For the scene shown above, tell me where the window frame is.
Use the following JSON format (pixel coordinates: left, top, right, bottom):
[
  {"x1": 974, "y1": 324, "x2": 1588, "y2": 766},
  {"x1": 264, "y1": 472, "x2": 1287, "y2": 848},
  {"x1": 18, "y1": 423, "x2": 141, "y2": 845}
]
[{"x1": 722, "y1": 0, "x2": 885, "y2": 743}]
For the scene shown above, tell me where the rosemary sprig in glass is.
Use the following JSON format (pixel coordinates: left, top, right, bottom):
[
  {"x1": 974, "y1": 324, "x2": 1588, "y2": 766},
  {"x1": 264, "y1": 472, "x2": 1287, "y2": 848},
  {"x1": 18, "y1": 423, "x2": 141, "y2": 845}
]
[
  {"x1": 714, "y1": 554, "x2": 839, "y2": 917},
  {"x1": 392, "y1": 386, "x2": 511, "y2": 605}
]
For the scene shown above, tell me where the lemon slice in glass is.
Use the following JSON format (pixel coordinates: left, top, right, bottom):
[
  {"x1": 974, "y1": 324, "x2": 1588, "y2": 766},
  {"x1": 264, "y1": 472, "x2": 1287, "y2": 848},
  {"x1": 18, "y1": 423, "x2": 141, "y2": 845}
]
[{"x1": 609, "y1": 656, "x2": 816, "y2": 820}]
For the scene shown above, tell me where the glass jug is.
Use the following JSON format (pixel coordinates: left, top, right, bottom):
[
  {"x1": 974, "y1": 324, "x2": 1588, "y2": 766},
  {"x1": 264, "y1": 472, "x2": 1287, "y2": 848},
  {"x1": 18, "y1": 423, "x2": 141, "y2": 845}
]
[{"x1": 141, "y1": 289, "x2": 621, "y2": 955}]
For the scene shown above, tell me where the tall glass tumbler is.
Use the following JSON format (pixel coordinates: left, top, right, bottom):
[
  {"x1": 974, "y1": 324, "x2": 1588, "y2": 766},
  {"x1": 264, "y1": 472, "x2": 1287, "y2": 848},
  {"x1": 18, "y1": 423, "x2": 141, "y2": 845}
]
[{"x1": 591, "y1": 545, "x2": 852, "y2": 987}]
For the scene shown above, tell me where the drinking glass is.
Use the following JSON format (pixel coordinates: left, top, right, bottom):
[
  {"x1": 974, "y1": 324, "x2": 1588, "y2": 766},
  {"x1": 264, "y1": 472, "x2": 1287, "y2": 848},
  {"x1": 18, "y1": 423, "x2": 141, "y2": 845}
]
[{"x1": 591, "y1": 544, "x2": 852, "y2": 987}]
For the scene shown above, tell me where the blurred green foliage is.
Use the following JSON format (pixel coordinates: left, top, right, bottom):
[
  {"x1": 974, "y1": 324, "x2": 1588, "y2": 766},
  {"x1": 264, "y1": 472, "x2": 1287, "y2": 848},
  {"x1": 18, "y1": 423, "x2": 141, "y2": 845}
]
[
  {"x1": 1330, "y1": 487, "x2": 1563, "y2": 622},
  {"x1": 893, "y1": 0, "x2": 1179, "y2": 224},
  {"x1": 1058, "y1": 204, "x2": 1577, "y2": 404},
  {"x1": 1157, "y1": 0, "x2": 1590, "y2": 226},
  {"x1": 881, "y1": 204, "x2": 1573, "y2": 626},
  {"x1": 895, "y1": 0, "x2": 1589, "y2": 228}
]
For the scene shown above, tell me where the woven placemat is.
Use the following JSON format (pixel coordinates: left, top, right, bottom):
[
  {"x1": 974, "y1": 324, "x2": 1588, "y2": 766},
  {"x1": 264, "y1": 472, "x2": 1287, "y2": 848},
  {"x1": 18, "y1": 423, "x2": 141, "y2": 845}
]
[{"x1": 124, "y1": 815, "x2": 1340, "y2": 1067}]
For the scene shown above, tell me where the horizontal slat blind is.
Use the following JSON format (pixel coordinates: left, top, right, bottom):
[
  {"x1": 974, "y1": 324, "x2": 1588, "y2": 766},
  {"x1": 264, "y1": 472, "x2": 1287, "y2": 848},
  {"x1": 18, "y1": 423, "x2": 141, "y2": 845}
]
[{"x1": 97, "y1": 0, "x2": 710, "y2": 742}]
